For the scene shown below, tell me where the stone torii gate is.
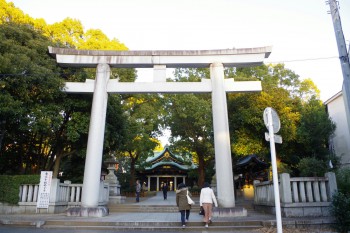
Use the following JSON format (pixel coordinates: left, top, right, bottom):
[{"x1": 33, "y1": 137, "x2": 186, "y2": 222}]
[{"x1": 48, "y1": 46, "x2": 271, "y2": 216}]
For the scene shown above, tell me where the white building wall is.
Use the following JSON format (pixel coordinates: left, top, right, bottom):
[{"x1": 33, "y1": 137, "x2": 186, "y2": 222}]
[{"x1": 325, "y1": 92, "x2": 350, "y2": 167}]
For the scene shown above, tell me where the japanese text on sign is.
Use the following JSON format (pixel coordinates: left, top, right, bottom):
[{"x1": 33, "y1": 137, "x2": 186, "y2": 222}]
[{"x1": 36, "y1": 171, "x2": 52, "y2": 209}]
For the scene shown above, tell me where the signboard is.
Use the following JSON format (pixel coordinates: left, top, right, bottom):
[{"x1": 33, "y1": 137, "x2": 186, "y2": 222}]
[
  {"x1": 36, "y1": 171, "x2": 53, "y2": 210},
  {"x1": 265, "y1": 132, "x2": 283, "y2": 144},
  {"x1": 263, "y1": 107, "x2": 280, "y2": 133}
]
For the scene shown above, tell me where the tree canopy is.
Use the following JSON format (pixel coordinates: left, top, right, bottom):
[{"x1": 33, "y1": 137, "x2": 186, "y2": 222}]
[
  {"x1": 0, "y1": 0, "x2": 132, "y2": 178},
  {"x1": 230, "y1": 64, "x2": 335, "y2": 175}
]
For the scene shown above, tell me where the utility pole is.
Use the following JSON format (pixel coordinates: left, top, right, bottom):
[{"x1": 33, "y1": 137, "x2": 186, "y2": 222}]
[{"x1": 327, "y1": 0, "x2": 350, "y2": 134}]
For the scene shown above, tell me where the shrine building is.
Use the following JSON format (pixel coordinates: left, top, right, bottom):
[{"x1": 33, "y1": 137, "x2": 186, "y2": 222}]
[{"x1": 137, "y1": 146, "x2": 197, "y2": 191}]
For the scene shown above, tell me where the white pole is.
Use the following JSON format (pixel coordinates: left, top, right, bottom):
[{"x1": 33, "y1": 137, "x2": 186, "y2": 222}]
[
  {"x1": 81, "y1": 63, "x2": 110, "y2": 207},
  {"x1": 210, "y1": 63, "x2": 235, "y2": 207},
  {"x1": 267, "y1": 108, "x2": 283, "y2": 233}
]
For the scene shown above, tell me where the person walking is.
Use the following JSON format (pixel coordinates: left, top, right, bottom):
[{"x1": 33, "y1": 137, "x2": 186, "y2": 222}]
[
  {"x1": 176, "y1": 183, "x2": 192, "y2": 228},
  {"x1": 135, "y1": 180, "x2": 141, "y2": 202},
  {"x1": 199, "y1": 182, "x2": 218, "y2": 228},
  {"x1": 162, "y1": 182, "x2": 168, "y2": 200}
]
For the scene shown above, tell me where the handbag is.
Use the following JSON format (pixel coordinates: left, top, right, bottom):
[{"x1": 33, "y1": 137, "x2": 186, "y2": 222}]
[
  {"x1": 199, "y1": 206, "x2": 205, "y2": 215},
  {"x1": 186, "y1": 190, "x2": 195, "y2": 205}
]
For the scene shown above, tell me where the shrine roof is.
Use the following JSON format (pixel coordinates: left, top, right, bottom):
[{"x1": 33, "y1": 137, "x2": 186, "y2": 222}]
[
  {"x1": 146, "y1": 146, "x2": 185, "y2": 163},
  {"x1": 144, "y1": 146, "x2": 196, "y2": 171},
  {"x1": 234, "y1": 154, "x2": 269, "y2": 174},
  {"x1": 145, "y1": 161, "x2": 195, "y2": 171}
]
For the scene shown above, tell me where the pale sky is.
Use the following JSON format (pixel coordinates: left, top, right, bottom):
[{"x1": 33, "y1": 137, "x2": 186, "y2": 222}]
[{"x1": 8, "y1": 0, "x2": 350, "y2": 101}]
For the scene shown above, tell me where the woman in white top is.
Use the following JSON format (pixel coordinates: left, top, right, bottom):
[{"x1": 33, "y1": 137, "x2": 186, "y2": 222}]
[{"x1": 199, "y1": 182, "x2": 218, "y2": 228}]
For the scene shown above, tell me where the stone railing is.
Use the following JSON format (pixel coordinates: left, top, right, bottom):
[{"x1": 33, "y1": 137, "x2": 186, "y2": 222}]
[
  {"x1": 16, "y1": 179, "x2": 109, "y2": 214},
  {"x1": 254, "y1": 172, "x2": 337, "y2": 217}
]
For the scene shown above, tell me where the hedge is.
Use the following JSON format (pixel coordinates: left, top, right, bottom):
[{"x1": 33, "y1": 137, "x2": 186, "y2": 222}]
[{"x1": 0, "y1": 175, "x2": 40, "y2": 205}]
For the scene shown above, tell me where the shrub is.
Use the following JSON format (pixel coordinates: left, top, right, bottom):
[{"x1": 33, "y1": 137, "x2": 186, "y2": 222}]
[
  {"x1": 277, "y1": 162, "x2": 292, "y2": 174},
  {"x1": 297, "y1": 157, "x2": 327, "y2": 177},
  {"x1": 117, "y1": 172, "x2": 132, "y2": 191},
  {"x1": 336, "y1": 167, "x2": 350, "y2": 196},
  {"x1": 0, "y1": 175, "x2": 40, "y2": 205},
  {"x1": 330, "y1": 191, "x2": 350, "y2": 233}
]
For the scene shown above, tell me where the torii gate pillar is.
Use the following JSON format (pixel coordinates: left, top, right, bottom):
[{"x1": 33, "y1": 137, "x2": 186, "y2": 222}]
[
  {"x1": 48, "y1": 46, "x2": 272, "y2": 216},
  {"x1": 81, "y1": 64, "x2": 110, "y2": 208},
  {"x1": 211, "y1": 63, "x2": 235, "y2": 207}
]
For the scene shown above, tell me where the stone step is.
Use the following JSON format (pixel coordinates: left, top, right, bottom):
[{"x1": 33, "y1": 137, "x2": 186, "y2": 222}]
[
  {"x1": 43, "y1": 220, "x2": 263, "y2": 231},
  {"x1": 108, "y1": 204, "x2": 200, "y2": 213}
]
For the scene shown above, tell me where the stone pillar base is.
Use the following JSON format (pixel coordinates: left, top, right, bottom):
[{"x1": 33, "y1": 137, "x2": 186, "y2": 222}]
[
  {"x1": 212, "y1": 207, "x2": 247, "y2": 217},
  {"x1": 66, "y1": 206, "x2": 109, "y2": 217}
]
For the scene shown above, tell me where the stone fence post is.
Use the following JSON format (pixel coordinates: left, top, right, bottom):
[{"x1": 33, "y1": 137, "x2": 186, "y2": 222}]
[
  {"x1": 253, "y1": 180, "x2": 260, "y2": 203},
  {"x1": 279, "y1": 173, "x2": 292, "y2": 204},
  {"x1": 325, "y1": 172, "x2": 337, "y2": 199},
  {"x1": 49, "y1": 178, "x2": 60, "y2": 203}
]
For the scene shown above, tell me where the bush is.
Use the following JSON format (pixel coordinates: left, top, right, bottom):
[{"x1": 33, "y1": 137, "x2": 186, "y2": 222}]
[
  {"x1": 0, "y1": 175, "x2": 40, "y2": 205},
  {"x1": 117, "y1": 172, "x2": 132, "y2": 191},
  {"x1": 277, "y1": 162, "x2": 292, "y2": 174},
  {"x1": 330, "y1": 191, "x2": 350, "y2": 233},
  {"x1": 336, "y1": 167, "x2": 350, "y2": 196},
  {"x1": 297, "y1": 157, "x2": 327, "y2": 177}
]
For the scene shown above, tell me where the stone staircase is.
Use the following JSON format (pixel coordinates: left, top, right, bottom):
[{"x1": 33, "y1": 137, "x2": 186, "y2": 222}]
[
  {"x1": 42, "y1": 219, "x2": 264, "y2": 232},
  {"x1": 108, "y1": 204, "x2": 201, "y2": 213},
  {"x1": 40, "y1": 202, "x2": 265, "y2": 232}
]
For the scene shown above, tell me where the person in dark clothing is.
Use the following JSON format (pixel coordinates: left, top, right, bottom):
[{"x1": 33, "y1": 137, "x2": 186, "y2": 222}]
[
  {"x1": 162, "y1": 182, "x2": 168, "y2": 200},
  {"x1": 176, "y1": 183, "x2": 192, "y2": 228},
  {"x1": 135, "y1": 180, "x2": 141, "y2": 202}
]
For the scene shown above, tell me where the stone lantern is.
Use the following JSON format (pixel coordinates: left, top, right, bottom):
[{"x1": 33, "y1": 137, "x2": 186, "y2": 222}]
[
  {"x1": 104, "y1": 157, "x2": 124, "y2": 203},
  {"x1": 104, "y1": 157, "x2": 119, "y2": 185}
]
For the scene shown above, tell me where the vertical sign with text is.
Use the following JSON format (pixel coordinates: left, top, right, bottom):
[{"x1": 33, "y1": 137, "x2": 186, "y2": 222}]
[{"x1": 36, "y1": 171, "x2": 52, "y2": 210}]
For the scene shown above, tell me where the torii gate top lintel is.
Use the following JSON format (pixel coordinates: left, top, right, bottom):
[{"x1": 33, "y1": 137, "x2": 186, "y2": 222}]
[{"x1": 48, "y1": 46, "x2": 272, "y2": 68}]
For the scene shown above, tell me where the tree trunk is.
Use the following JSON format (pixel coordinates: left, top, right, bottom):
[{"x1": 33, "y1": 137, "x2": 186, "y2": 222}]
[
  {"x1": 198, "y1": 154, "x2": 205, "y2": 188},
  {"x1": 129, "y1": 153, "x2": 136, "y2": 190},
  {"x1": 0, "y1": 119, "x2": 6, "y2": 152},
  {"x1": 52, "y1": 155, "x2": 61, "y2": 178}
]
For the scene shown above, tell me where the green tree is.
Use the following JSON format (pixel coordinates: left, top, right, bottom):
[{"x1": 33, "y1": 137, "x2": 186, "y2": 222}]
[
  {"x1": 296, "y1": 96, "x2": 336, "y2": 160},
  {"x1": 0, "y1": 0, "x2": 130, "y2": 178},
  {"x1": 162, "y1": 68, "x2": 214, "y2": 187},
  {"x1": 115, "y1": 93, "x2": 162, "y2": 188},
  {"x1": 228, "y1": 65, "x2": 300, "y2": 164},
  {"x1": 227, "y1": 64, "x2": 335, "y2": 175},
  {"x1": 297, "y1": 157, "x2": 327, "y2": 177},
  {"x1": 46, "y1": 18, "x2": 84, "y2": 48},
  {"x1": 1, "y1": 0, "x2": 34, "y2": 26},
  {"x1": 165, "y1": 93, "x2": 214, "y2": 187},
  {"x1": 79, "y1": 29, "x2": 127, "y2": 50},
  {"x1": 0, "y1": 23, "x2": 65, "y2": 174}
]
